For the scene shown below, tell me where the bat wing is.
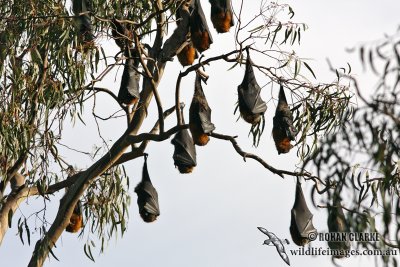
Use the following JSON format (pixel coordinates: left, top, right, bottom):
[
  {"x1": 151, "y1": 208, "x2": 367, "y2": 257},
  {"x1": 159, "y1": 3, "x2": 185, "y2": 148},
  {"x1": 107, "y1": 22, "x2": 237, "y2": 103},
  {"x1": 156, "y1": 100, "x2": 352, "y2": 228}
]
[
  {"x1": 291, "y1": 181, "x2": 316, "y2": 238},
  {"x1": 274, "y1": 86, "x2": 297, "y2": 139},
  {"x1": 238, "y1": 57, "x2": 267, "y2": 114},
  {"x1": 171, "y1": 129, "x2": 197, "y2": 166}
]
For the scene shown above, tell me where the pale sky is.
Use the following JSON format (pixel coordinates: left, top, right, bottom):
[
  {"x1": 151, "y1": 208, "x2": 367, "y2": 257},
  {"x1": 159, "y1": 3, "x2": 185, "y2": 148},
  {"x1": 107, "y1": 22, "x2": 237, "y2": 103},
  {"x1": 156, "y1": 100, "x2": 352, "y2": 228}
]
[{"x1": 2, "y1": 1, "x2": 400, "y2": 266}]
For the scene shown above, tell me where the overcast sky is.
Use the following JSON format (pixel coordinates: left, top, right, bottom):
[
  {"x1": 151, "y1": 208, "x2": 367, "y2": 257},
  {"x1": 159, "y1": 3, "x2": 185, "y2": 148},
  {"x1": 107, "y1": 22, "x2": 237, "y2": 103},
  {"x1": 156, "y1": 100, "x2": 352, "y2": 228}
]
[{"x1": 2, "y1": 1, "x2": 400, "y2": 266}]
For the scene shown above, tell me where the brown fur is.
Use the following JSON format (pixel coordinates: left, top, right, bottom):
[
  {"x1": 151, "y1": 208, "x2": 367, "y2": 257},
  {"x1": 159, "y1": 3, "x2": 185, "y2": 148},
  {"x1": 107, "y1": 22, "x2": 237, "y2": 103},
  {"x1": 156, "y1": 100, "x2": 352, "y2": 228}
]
[
  {"x1": 289, "y1": 225, "x2": 311, "y2": 246},
  {"x1": 140, "y1": 213, "x2": 158, "y2": 223},
  {"x1": 66, "y1": 213, "x2": 83, "y2": 233},
  {"x1": 272, "y1": 128, "x2": 293, "y2": 154},
  {"x1": 211, "y1": 11, "x2": 233, "y2": 33},
  {"x1": 240, "y1": 108, "x2": 262, "y2": 125},
  {"x1": 121, "y1": 96, "x2": 138, "y2": 106},
  {"x1": 191, "y1": 31, "x2": 211, "y2": 53},
  {"x1": 189, "y1": 119, "x2": 210, "y2": 146},
  {"x1": 177, "y1": 165, "x2": 194, "y2": 174},
  {"x1": 177, "y1": 44, "x2": 196, "y2": 66}
]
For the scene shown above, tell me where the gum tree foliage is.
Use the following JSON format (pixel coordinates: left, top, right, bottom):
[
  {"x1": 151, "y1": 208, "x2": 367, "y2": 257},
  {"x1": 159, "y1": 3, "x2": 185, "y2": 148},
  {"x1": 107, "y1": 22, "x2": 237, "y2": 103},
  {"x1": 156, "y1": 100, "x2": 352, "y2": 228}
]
[
  {"x1": 305, "y1": 29, "x2": 400, "y2": 267},
  {"x1": 0, "y1": 0, "x2": 352, "y2": 266}
]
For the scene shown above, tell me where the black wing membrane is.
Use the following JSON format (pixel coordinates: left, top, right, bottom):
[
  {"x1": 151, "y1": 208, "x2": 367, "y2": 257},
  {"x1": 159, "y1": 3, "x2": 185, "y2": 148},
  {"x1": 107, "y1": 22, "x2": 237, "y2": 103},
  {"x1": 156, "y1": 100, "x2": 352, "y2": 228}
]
[
  {"x1": 327, "y1": 199, "x2": 350, "y2": 258},
  {"x1": 117, "y1": 49, "x2": 140, "y2": 105},
  {"x1": 237, "y1": 53, "x2": 267, "y2": 124},
  {"x1": 189, "y1": 73, "x2": 215, "y2": 146},
  {"x1": 272, "y1": 85, "x2": 298, "y2": 154},
  {"x1": 171, "y1": 128, "x2": 197, "y2": 173},
  {"x1": 209, "y1": 0, "x2": 234, "y2": 33},
  {"x1": 290, "y1": 179, "x2": 317, "y2": 246},
  {"x1": 135, "y1": 156, "x2": 160, "y2": 223},
  {"x1": 72, "y1": 0, "x2": 94, "y2": 45},
  {"x1": 190, "y1": 0, "x2": 213, "y2": 52}
]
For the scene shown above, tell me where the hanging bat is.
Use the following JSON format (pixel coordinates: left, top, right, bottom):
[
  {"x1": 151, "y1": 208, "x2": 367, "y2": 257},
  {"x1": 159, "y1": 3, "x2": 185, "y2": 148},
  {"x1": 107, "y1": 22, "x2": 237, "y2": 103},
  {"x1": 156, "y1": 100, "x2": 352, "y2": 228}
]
[
  {"x1": 117, "y1": 49, "x2": 141, "y2": 105},
  {"x1": 237, "y1": 51, "x2": 267, "y2": 125},
  {"x1": 66, "y1": 200, "x2": 83, "y2": 233},
  {"x1": 134, "y1": 155, "x2": 160, "y2": 223},
  {"x1": 272, "y1": 85, "x2": 298, "y2": 154},
  {"x1": 327, "y1": 199, "x2": 350, "y2": 258},
  {"x1": 289, "y1": 179, "x2": 317, "y2": 246},
  {"x1": 189, "y1": 73, "x2": 215, "y2": 146},
  {"x1": 209, "y1": 0, "x2": 234, "y2": 33},
  {"x1": 190, "y1": 0, "x2": 213, "y2": 53},
  {"x1": 171, "y1": 128, "x2": 197, "y2": 173},
  {"x1": 111, "y1": 19, "x2": 132, "y2": 51},
  {"x1": 258, "y1": 227, "x2": 290, "y2": 266},
  {"x1": 177, "y1": 39, "x2": 198, "y2": 66},
  {"x1": 72, "y1": 0, "x2": 95, "y2": 47}
]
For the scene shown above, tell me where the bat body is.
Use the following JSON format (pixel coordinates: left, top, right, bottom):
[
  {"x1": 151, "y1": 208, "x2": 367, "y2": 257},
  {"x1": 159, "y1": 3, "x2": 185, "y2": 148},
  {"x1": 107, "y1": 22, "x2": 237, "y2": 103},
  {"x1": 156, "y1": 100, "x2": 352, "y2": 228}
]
[
  {"x1": 66, "y1": 200, "x2": 83, "y2": 233},
  {"x1": 258, "y1": 227, "x2": 290, "y2": 266},
  {"x1": 177, "y1": 41, "x2": 198, "y2": 66},
  {"x1": 327, "y1": 200, "x2": 350, "y2": 258},
  {"x1": 189, "y1": 73, "x2": 215, "y2": 146},
  {"x1": 289, "y1": 180, "x2": 317, "y2": 246},
  {"x1": 273, "y1": 85, "x2": 297, "y2": 154},
  {"x1": 171, "y1": 128, "x2": 197, "y2": 173},
  {"x1": 237, "y1": 53, "x2": 267, "y2": 124},
  {"x1": 189, "y1": 0, "x2": 213, "y2": 52},
  {"x1": 209, "y1": 0, "x2": 234, "y2": 33},
  {"x1": 111, "y1": 19, "x2": 132, "y2": 50},
  {"x1": 117, "y1": 49, "x2": 140, "y2": 105},
  {"x1": 134, "y1": 156, "x2": 160, "y2": 223},
  {"x1": 72, "y1": 0, "x2": 95, "y2": 48}
]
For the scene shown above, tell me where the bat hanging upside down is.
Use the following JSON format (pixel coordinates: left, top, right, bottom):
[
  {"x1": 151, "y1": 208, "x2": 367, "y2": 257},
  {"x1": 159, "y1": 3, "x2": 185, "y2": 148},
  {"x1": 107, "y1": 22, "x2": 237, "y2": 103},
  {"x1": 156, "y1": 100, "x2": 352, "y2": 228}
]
[
  {"x1": 209, "y1": 0, "x2": 235, "y2": 33},
  {"x1": 171, "y1": 126, "x2": 197, "y2": 174},
  {"x1": 66, "y1": 200, "x2": 83, "y2": 233},
  {"x1": 327, "y1": 198, "x2": 350, "y2": 258},
  {"x1": 134, "y1": 155, "x2": 160, "y2": 223},
  {"x1": 289, "y1": 179, "x2": 317, "y2": 246},
  {"x1": 237, "y1": 50, "x2": 267, "y2": 125},
  {"x1": 189, "y1": 0, "x2": 213, "y2": 53},
  {"x1": 117, "y1": 48, "x2": 141, "y2": 105},
  {"x1": 189, "y1": 72, "x2": 215, "y2": 146},
  {"x1": 272, "y1": 85, "x2": 298, "y2": 154}
]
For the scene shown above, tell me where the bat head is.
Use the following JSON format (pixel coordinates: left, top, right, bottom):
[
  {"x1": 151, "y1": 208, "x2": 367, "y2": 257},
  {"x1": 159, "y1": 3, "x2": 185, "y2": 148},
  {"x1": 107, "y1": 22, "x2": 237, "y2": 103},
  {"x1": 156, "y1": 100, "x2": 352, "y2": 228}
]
[
  {"x1": 66, "y1": 201, "x2": 83, "y2": 233},
  {"x1": 140, "y1": 210, "x2": 158, "y2": 223},
  {"x1": 177, "y1": 42, "x2": 197, "y2": 66},
  {"x1": 272, "y1": 127, "x2": 293, "y2": 154}
]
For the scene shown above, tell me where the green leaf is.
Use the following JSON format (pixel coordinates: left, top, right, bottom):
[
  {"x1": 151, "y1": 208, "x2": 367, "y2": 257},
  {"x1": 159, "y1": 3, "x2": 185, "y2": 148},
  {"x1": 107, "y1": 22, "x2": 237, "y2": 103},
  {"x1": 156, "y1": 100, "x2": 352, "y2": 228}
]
[
  {"x1": 303, "y1": 62, "x2": 316, "y2": 79},
  {"x1": 7, "y1": 209, "x2": 13, "y2": 228}
]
